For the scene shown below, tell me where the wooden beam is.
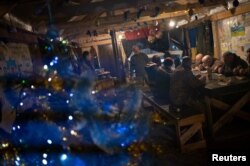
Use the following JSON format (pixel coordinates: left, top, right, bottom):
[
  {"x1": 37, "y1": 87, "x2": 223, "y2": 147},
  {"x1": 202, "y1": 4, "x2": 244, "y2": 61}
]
[
  {"x1": 211, "y1": 21, "x2": 220, "y2": 59},
  {"x1": 78, "y1": 39, "x2": 112, "y2": 48},
  {"x1": 58, "y1": 1, "x2": 226, "y2": 29},
  {"x1": 210, "y1": 2, "x2": 250, "y2": 21},
  {"x1": 0, "y1": 4, "x2": 17, "y2": 18},
  {"x1": 213, "y1": 92, "x2": 250, "y2": 133},
  {"x1": 56, "y1": 0, "x2": 170, "y2": 15},
  {"x1": 62, "y1": 14, "x2": 188, "y2": 38}
]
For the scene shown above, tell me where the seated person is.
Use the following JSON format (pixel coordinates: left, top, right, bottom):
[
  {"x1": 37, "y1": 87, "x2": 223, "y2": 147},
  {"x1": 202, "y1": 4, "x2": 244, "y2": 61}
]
[
  {"x1": 192, "y1": 53, "x2": 204, "y2": 70},
  {"x1": 170, "y1": 56, "x2": 206, "y2": 107},
  {"x1": 151, "y1": 55, "x2": 162, "y2": 67},
  {"x1": 201, "y1": 55, "x2": 223, "y2": 72},
  {"x1": 145, "y1": 58, "x2": 172, "y2": 104},
  {"x1": 174, "y1": 57, "x2": 181, "y2": 69},
  {"x1": 219, "y1": 51, "x2": 248, "y2": 76},
  {"x1": 162, "y1": 57, "x2": 174, "y2": 73},
  {"x1": 244, "y1": 48, "x2": 250, "y2": 78}
]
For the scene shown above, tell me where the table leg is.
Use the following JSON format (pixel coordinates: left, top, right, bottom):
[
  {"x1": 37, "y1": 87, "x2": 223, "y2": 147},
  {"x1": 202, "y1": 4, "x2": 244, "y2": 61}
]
[
  {"x1": 213, "y1": 91, "x2": 250, "y2": 133},
  {"x1": 204, "y1": 96, "x2": 214, "y2": 139}
]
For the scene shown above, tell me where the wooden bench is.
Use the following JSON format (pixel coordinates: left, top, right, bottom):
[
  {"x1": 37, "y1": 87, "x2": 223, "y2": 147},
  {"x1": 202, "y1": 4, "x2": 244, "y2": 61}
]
[{"x1": 142, "y1": 93, "x2": 206, "y2": 153}]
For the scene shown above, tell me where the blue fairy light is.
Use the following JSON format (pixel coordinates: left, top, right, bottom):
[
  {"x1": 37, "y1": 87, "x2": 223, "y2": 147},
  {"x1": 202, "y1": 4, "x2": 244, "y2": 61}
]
[
  {"x1": 68, "y1": 115, "x2": 73, "y2": 120},
  {"x1": 50, "y1": 62, "x2": 54, "y2": 66},
  {"x1": 47, "y1": 47, "x2": 52, "y2": 51},
  {"x1": 43, "y1": 65, "x2": 48, "y2": 70},
  {"x1": 60, "y1": 154, "x2": 67, "y2": 161},
  {"x1": 69, "y1": 93, "x2": 73, "y2": 97},
  {"x1": 42, "y1": 159, "x2": 48, "y2": 165},
  {"x1": 43, "y1": 153, "x2": 47, "y2": 158},
  {"x1": 20, "y1": 102, "x2": 23, "y2": 106},
  {"x1": 15, "y1": 161, "x2": 20, "y2": 166},
  {"x1": 47, "y1": 139, "x2": 52, "y2": 144}
]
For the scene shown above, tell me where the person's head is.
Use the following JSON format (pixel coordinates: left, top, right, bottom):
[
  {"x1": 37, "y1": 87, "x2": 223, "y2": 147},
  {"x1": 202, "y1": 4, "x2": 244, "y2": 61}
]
[
  {"x1": 152, "y1": 55, "x2": 161, "y2": 66},
  {"x1": 163, "y1": 57, "x2": 173, "y2": 69},
  {"x1": 182, "y1": 56, "x2": 192, "y2": 70},
  {"x1": 202, "y1": 55, "x2": 213, "y2": 68},
  {"x1": 155, "y1": 30, "x2": 163, "y2": 39},
  {"x1": 174, "y1": 58, "x2": 181, "y2": 68},
  {"x1": 222, "y1": 51, "x2": 235, "y2": 64},
  {"x1": 82, "y1": 51, "x2": 92, "y2": 61},
  {"x1": 132, "y1": 45, "x2": 141, "y2": 54},
  {"x1": 195, "y1": 53, "x2": 204, "y2": 64},
  {"x1": 148, "y1": 35, "x2": 156, "y2": 43},
  {"x1": 247, "y1": 48, "x2": 250, "y2": 64}
]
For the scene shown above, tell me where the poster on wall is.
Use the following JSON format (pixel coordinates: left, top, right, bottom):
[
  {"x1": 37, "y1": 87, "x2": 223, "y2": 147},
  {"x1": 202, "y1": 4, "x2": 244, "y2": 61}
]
[
  {"x1": 0, "y1": 42, "x2": 33, "y2": 76},
  {"x1": 218, "y1": 12, "x2": 250, "y2": 60},
  {"x1": 231, "y1": 24, "x2": 245, "y2": 37}
]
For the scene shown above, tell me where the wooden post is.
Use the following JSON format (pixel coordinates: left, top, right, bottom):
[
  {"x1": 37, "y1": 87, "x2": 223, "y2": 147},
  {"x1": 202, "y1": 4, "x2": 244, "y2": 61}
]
[{"x1": 211, "y1": 21, "x2": 220, "y2": 59}]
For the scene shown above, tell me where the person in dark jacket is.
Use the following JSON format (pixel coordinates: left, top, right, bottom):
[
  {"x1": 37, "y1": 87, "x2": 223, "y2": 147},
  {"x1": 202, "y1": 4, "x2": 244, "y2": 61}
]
[
  {"x1": 151, "y1": 55, "x2": 162, "y2": 67},
  {"x1": 170, "y1": 56, "x2": 206, "y2": 107},
  {"x1": 220, "y1": 51, "x2": 248, "y2": 76},
  {"x1": 130, "y1": 45, "x2": 149, "y2": 85},
  {"x1": 145, "y1": 58, "x2": 172, "y2": 104}
]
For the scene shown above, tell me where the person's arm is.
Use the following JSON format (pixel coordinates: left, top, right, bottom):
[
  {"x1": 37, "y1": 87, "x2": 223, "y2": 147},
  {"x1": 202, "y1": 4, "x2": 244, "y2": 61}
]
[
  {"x1": 143, "y1": 53, "x2": 150, "y2": 63},
  {"x1": 240, "y1": 59, "x2": 248, "y2": 69}
]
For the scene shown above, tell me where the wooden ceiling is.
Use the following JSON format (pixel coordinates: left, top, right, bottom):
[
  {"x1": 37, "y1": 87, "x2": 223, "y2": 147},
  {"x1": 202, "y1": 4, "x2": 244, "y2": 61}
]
[{"x1": 0, "y1": 0, "x2": 249, "y2": 39}]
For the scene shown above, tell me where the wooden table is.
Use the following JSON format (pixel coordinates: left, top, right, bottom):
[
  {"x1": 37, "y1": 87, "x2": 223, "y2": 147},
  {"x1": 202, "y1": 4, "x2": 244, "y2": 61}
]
[{"x1": 204, "y1": 78, "x2": 250, "y2": 138}]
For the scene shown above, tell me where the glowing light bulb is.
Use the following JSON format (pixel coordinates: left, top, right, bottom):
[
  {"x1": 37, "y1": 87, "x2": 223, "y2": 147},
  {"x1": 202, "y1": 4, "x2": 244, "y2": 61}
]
[
  {"x1": 43, "y1": 153, "x2": 47, "y2": 158},
  {"x1": 66, "y1": 100, "x2": 69, "y2": 104},
  {"x1": 43, "y1": 65, "x2": 48, "y2": 70},
  {"x1": 169, "y1": 20, "x2": 176, "y2": 27},
  {"x1": 60, "y1": 154, "x2": 67, "y2": 161},
  {"x1": 69, "y1": 93, "x2": 73, "y2": 97},
  {"x1": 48, "y1": 77, "x2": 52, "y2": 82},
  {"x1": 20, "y1": 102, "x2": 23, "y2": 106},
  {"x1": 42, "y1": 159, "x2": 48, "y2": 165},
  {"x1": 68, "y1": 115, "x2": 73, "y2": 120},
  {"x1": 48, "y1": 93, "x2": 51, "y2": 96},
  {"x1": 118, "y1": 34, "x2": 123, "y2": 39},
  {"x1": 47, "y1": 139, "x2": 52, "y2": 144}
]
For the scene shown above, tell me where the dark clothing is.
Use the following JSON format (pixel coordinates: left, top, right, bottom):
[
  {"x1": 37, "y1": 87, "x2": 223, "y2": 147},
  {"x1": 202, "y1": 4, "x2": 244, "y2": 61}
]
[
  {"x1": 145, "y1": 64, "x2": 171, "y2": 104},
  {"x1": 170, "y1": 66, "x2": 205, "y2": 106},
  {"x1": 130, "y1": 53, "x2": 149, "y2": 78},
  {"x1": 222, "y1": 55, "x2": 248, "y2": 76}
]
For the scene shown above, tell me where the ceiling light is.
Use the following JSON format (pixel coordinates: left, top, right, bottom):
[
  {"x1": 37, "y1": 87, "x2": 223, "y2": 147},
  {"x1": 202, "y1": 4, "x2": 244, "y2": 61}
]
[{"x1": 169, "y1": 20, "x2": 176, "y2": 27}]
